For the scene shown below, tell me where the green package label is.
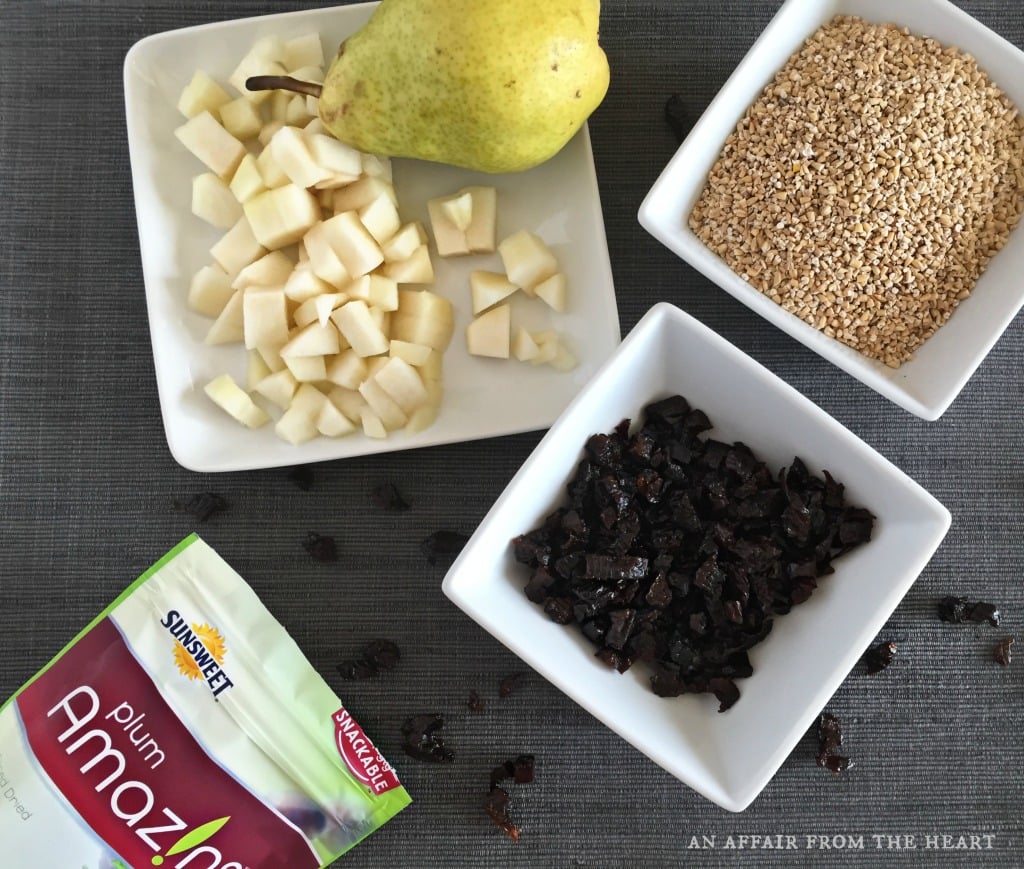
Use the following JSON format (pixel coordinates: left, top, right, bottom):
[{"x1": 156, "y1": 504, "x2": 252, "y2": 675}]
[{"x1": 0, "y1": 535, "x2": 410, "y2": 868}]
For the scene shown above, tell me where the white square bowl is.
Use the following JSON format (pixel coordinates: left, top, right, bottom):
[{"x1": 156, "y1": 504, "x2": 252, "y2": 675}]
[
  {"x1": 124, "y1": 3, "x2": 619, "y2": 472},
  {"x1": 638, "y1": 0, "x2": 1024, "y2": 421},
  {"x1": 442, "y1": 302, "x2": 950, "y2": 811}
]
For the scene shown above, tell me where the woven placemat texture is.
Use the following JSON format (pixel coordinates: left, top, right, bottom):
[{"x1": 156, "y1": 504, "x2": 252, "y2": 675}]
[{"x1": 1, "y1": 1, "x2": 1022, "y2": 866}]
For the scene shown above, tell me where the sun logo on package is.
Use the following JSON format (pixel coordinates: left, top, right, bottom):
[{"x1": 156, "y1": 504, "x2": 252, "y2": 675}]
[
  {"x1": 173, "y1": 623, "x2": 227, "y2": 680},
  {"x1": 162, "y1": 611, "x2": 235, "y2": 698}
]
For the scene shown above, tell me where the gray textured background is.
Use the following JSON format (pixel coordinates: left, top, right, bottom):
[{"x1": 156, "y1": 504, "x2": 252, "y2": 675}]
[{"x1": 1, "y1": 1, "x2": 1022, "y2": 866}]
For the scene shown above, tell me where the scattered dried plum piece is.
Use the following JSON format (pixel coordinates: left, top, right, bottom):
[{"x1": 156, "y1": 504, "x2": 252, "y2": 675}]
[
  {"x1": 816, "y1": 712, "x2": 852, "y2": 775},
  {"x1": 484, "y1": 787, "x2": 520, "y2": 843},
  {"x1": 303, "y1": 532, "x2": 338, "y2": 562},
  {"x1": 400, "y1": 714, "x2": 454, "y2": 763},
  {"x1": 175, "y1": 492, "x2": 229, "y2": 523},
  {"x1": 372, "y1": 482, "x2": 410, "y2": 511},
  {"x1": 863, "y1": 640, "x2": 897, "y2": 674},
  {"x1": 511, "y1": 395, "x2": 874, "y2": 709},
  {"x1": 665, "y1": 95, "x2": 692, "y2": 144},
  {"x1": 499, "y1": 672, "x2": 524, "y2": 698},
  {"x1": 994, "y1": 636, "x2": 1014, "y2": 666},
  {"x1": 468, "y1": 690, "x2": 485, "y2": 713},
  {"x1": 421, "y1": 530, "x2": 469, "y2": 565},
  {"x1": 336, "y1": 639, "x2": 401, "y2": 680},
  {"x1": 485, "y1": 755, "x2": 535, "y2": 842},
  {"x1": 938, "y1": 596, "x2": 1001, "y2": 626},
  {"x1": 287, "y1": 465, "x2": 315, "y2": 491}
]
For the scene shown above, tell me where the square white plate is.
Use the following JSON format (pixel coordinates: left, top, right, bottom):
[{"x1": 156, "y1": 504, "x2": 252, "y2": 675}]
[
  {"x1": 639, "y1": 0, "x2": 1024, "y2": 421},
  {"x1": 124, "y1": 2, "x2": 619, "y2": 472},
  {"x1": 443, "y1": 302, "x2": 950, "y2": 811}
]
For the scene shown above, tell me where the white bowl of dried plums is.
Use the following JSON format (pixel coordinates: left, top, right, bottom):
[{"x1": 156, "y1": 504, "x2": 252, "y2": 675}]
[
  {"x1": 639, "y1": 0, "x2": 1024, "y2": 420},
  {"x1": 443, "y1": 302, "x2": 950, "y2": 811}
]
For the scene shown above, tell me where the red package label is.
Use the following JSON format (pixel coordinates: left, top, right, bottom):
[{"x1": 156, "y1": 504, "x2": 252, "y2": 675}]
[{"x1": 333, "y1": 708, "x2": 402, "y2": 794}]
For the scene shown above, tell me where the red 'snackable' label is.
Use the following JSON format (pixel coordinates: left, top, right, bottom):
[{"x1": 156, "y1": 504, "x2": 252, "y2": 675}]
[
  {"x1": 333, "y1": 708, "x2": 402, "y2": 794},
  {"x1": 16, "y1": 617, "x2": 320, "y2": 869}
]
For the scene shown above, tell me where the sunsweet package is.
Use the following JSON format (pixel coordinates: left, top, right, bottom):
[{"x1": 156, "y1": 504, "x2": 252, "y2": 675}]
[{"x1": 0, "y1": 534, "x2": 409, "y2": 868}]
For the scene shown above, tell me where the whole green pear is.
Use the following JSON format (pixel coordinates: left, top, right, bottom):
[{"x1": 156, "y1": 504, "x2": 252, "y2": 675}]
[{"x1": 317, "y1": 0, "x2": 609, "y2": 173}]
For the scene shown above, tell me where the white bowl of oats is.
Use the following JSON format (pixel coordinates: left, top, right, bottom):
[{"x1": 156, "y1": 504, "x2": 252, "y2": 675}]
[{"x1": 639, "y1": 0, "x2": 1024, "y2": 420}]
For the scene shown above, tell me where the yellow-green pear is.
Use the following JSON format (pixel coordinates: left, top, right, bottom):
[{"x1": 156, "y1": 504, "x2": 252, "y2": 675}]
[{"x1": 248, "y1": 0, "x2": 609, "y2": 173}]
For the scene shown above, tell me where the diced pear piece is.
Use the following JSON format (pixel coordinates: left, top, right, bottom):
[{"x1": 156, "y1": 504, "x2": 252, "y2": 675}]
[
  {"x1": 232, "y1": 250, "x2": 294, "y2": 290},
  {"x1": 284, "y1": 354, "x2": 327, "y2": 383},
  {"x1": 498, "y1": 230, "x2": 559, "y2": 293},
  {"x1": 255, "y1": 145, "x2": 289, "y2": 188},
  {"x1": 302, "y1": 225, "x2": 351, "y2": 288},
  {"x1": 530, "y1": 333, "x2": 560, "y2": 365},
  {"x1": 331, "y1": 300, "x2": 389, "y2": 357},
  {"x1": 258, "y1": 343, "x2": 287, "y2": 373},
  {"x1": 389, "y1": 340, "x2": 432, "y2": 367},
  {"x1": 229, "y1": 42, "x2": 285, "y2": 104},
  {"x1": 204, "y1": 374, "x2": 269, "y2": 428},
  {"x1": 441, "y1": 191, "x2": 473, "y2": 231},
  {"x1": 470, "y1": 270, "x2": 518, "y2": 314},
  {"x1": 293, "y1": 293, "x2": 346, "y2": 328},
  {"x1": 512, "y1": 326, "x2": 540, "y2": 361},
  {"x1": 211, "y1": 216, "x2": 266, "y2": 277},
  {"x1": 204, "y1": 289, "x2": 244, "y2": 344},
  {"x1": 392, "y1": 290, "x2": 455, "y2": 351},
  {"x1": 329, "y1": 386, "x2": 368, "y2": 421},
  {"x1": 463, "y1": 186, "x2": 497, "y2": 253},
  {"x1": 347, "y1": 274, "x2": 398, "y2": 311},
  {"x1": 383, "y1": 245, "x2": 434, "y2": 284},
  {"x1": 362, "y1": 153, "x2": 393, "y2": 181},
  {"x1": 420, "y1": 349, "x2": 444, "y2": 382},
  {"x1": 285, "y1": 264, "x2": 335, "y2": 303},
  {"x1": 374, "y1": 357, "x2": 429, "y2": 413},
  {"x1": 358, "y1": 194, "x2": 401, "y2": 245},
  {"x1": 243, "y1": 184, "x2": 320, "y2": 249},
  {"x1": 275, "y1": 383, "x2": 325, "y2": 445},
  {"x1": 361, "y1": 409, "x2": 387, "y2": 439},
  {"x1": 304, "y1": 117, "x2": 327, "y2": 136},
  {"x1": 405, "y1": 402, "x2": 439, "y2": 435},
  {"x1": 258, "y1": 120, "x2": 285, "y2": 148},
  {"x1": 427, "y1": 195, "x2": 470, "y2": 257},
  {"x1": 177, "y1": 70, "x2": 231, "y2": 119},
  {"x1": 254, "y1": 369, "x2": 297, "y2": 409},
  {"x1": 466, "y1": 304, "x2": 511, "y2": 358},
  {"x1": 307, "y1": 133, "x2": 362, "y2": 180},
  {"x1": 325, "y1": 349, "x2": 369, "y2": 390},
  {"x1": 188, "y1": 264, "x2": 235, "y2": 317},
  {"x1": 229, "y1": 154, "x2": 267, "y2": 204},
  {"x1": 319, "y1": 211, "x2": 383, "y2": 278},
  {"x1": 268, "y1": 126, "x2": 332, "y2": 188},
  {"x1": 548, "y1": 338, "x2": 579, "y2": 372},
  {"x1": 332, "y1": 177, "x2": 397, "y2": 212},
  {"x1": 243, "y1": 287, "x2": 289, "y2": 350},
  {"x1": 535, "y1": 272, "x2": 568, "y2": 312},
  {"x1": 175, "y1": 111, "x2": 247, "y2": 179},
  {"x1": 381, "y1": 222, "x2": 428, "y2": 263},
  {"x1": 284, "y1": 33, "x2": 324, "y2": 70},
  {"x1": 247, "y1": 349, "x2": 272, "y2": 390},
  {"x1": 358, "y1": 378, "x2": 407, "y2": 430},
  {"x1": 317, "y1": 398, "x2": 357, "y2": 437},
  {"x1": 285, "y1": 95, "x2": 314, "y2": 126},
  {"x1": 219, "y1": 97, "x2": 262, "y2": 141},
  {"x1": 281, "y1": 321, "x2": 341, "y2": 357}
]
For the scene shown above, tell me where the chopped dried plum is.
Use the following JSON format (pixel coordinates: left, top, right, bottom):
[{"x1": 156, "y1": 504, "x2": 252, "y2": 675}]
[
  {"x1": 336, "y1": 639, "x2": 400, "y2": 679},
  {"x1": 175, "y1": 492, "x2": 229, "y2": 523},
  {"x1": 863, "y1": 640, "x2": 896, "y2": 674},
  {"x1": 303, "y1": 532, "x2": 338, "y2": 562},
  {"x1": 499, "y1": 672, "x2": 524, "y2": 698},
  {"x1": 511, "y1": 395, "x2": 874, "y2": 710},
  {"x1": 994, "y1": 637, "x2": 1014, "y2": 666},
  {"x1": 489, "y1": 754, "x2": 535, "y2": 789},
  {"x1": 421, "y1": 530, "x2": 469, "y2": 565},
  {"x1": 816, "y1": 712, "x2": 852, "y2": 775},
  {"x1": 401, "y1": 714, "x2": 454, "y2": 763},
  {"x1": 287, "y1": 465, "x2": 315, "y2": 491},
  {"x1": 372, "y1": 482, "x2": 410, "y2": 511},
  {"x1": 468, "y1": 690, "x2": 485, "y2": 712},
  {"x1": 938, "y1": 596, "x2": 1001, "y2": 626},
  {"x1": 484, "y1": 787, "x2": 520, "y2": 843}
]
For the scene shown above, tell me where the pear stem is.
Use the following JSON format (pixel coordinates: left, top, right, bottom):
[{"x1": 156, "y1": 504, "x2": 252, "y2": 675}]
[{"x1": 245, "y1": 75, "x2": 323, "y2": 99}]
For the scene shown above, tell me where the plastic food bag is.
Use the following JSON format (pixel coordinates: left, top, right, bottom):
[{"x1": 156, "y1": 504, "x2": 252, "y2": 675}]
[{"x1": 0, "y1": 534, "x2": 409, "y2": 868}]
